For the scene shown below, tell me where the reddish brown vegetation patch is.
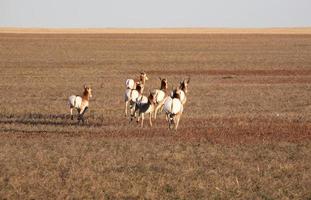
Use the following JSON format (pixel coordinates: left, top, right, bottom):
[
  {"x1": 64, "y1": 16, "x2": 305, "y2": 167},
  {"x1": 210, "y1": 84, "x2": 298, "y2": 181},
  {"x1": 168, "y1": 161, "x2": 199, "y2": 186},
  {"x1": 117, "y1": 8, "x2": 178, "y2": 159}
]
[
  {"x1": 0, "y1": 114, "x2": 310, "y2": 145},
  {"x1": 148, "y1": 69, "x2": 311, "y2": 76}
]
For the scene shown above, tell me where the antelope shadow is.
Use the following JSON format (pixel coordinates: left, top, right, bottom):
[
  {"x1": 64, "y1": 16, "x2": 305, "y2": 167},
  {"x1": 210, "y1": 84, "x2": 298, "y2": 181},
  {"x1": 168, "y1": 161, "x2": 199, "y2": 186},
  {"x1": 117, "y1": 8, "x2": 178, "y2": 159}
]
[{"x1": 0, "y1": 113, "x2": 103, "y2": 127}]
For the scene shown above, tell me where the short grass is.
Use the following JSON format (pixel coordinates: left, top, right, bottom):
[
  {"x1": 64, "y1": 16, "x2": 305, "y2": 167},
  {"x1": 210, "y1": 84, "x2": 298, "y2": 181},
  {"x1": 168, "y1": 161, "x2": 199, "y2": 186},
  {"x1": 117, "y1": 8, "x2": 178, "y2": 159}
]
[{"x1": 0, "y1": 32, "x2": 310, "y2": 199}]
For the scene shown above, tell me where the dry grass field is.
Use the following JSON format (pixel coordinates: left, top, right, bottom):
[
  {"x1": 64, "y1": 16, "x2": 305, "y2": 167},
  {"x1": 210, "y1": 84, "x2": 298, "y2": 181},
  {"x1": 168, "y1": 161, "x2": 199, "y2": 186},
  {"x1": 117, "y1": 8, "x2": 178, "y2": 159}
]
[{"x1": 0, "y1": 30, "x2": 311, "y2": 199}]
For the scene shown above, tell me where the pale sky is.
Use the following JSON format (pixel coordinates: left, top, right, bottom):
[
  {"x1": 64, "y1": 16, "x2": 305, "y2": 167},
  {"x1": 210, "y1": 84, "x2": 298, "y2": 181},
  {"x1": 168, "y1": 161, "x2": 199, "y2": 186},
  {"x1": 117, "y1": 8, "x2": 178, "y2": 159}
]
[{"x1": 0, "y1": 0, "x2": 310, "y2": 28}]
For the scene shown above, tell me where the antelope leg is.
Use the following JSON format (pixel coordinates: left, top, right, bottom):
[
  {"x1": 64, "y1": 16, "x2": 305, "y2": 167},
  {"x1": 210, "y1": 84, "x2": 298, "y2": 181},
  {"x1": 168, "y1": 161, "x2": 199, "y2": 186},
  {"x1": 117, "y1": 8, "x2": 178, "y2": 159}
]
[
  {"x1": 149, "y1": 112, "x2": 153, "y2": 127},
  {"x1": 70, "y1": 107, "x2": 73, "y2": 120},
  {"x1": 141, "y1": 113, "x2": 144, "y2": 128},
  {"x1": 125, "y1": 101, "x2": 128, "y2": 116}
]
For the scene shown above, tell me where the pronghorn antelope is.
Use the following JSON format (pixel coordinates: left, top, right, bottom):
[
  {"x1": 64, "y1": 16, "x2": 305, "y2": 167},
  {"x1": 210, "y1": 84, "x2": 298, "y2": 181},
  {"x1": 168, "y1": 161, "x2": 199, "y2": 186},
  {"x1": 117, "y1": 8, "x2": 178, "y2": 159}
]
[
  {"x1": 171, "y1": 77, "x2": 190, "y2": 105},
  {"x1": 68, "y1": 85, "x2": 92, "y2": 123},
  {"x1": 132, "y1": 91, "x2": 157, "y2": 128},
  {"x1": 164, "y1": 88, "x2": 184, "y2": 130},
  {"x1": 124, "y1": 83, "x2": 143, "y2": 117},
  {"x1": 125, "y1": 72, "x2": 149, "y2": 93},
  {"x1": 153, "y1": 77, "x2": 168, "y2": 119},
  {"x1": 124, "y1": 72, "x2": 149, "y2": 116}
]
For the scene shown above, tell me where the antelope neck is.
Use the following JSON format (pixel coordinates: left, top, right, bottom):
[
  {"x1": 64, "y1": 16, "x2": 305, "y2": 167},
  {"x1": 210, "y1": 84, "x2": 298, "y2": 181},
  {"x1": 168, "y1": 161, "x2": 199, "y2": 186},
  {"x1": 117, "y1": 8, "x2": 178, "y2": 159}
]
[
  {"x1": 148, "y1": 97, "x2": 155, "y2": 105},
  {"x1": 82, "y1": 91, "x2": 90, "y2": 101},
  {"x1": 160, "y1": 84, "x2": 167, "y2": 91}
]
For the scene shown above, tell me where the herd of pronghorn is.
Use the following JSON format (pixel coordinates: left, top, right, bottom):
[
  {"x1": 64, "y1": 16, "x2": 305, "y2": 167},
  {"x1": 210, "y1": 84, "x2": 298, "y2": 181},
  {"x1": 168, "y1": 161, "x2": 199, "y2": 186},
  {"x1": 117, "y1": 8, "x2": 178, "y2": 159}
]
[{"x1": 68, "y1": 72, "x2": 190, "y2": 130}]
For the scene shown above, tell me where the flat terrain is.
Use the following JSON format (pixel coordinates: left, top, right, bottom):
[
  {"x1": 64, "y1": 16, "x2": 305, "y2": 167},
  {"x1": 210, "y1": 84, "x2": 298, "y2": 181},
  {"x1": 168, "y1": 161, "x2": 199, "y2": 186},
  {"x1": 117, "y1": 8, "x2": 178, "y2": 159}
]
[{"x1": 0, "y1": 31, "x2": 311, "y2": 199}]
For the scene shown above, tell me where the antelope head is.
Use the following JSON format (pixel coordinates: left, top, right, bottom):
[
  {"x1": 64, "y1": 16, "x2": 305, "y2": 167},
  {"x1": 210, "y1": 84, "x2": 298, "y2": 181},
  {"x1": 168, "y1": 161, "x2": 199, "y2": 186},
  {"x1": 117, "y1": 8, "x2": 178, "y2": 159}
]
[
  {"x1": 84, "y1": 85, "x2": 93, "y2": 98},
  {"x1": 139, "y1": 72, "x2": 149, "y2": 84},
  {"x1": 159, "y1": 77, "x2": 168, "y2": 90},
  {"x1": 136, "y1": 83, "x2": 143, "y2": 94},
  {"x1": 172, "y1": 87, "x2": 181, "y2": 99},
  {"x1": 179, "y1": 77, "x2": 190, "y2": 94}
]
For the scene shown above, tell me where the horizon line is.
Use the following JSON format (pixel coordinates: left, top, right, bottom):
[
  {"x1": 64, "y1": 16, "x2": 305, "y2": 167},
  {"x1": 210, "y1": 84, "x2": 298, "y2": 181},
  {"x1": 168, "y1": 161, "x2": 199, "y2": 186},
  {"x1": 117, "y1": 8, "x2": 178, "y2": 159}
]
[{"x1": 1, "y1": 27, "x2": 311, "y2": 34}]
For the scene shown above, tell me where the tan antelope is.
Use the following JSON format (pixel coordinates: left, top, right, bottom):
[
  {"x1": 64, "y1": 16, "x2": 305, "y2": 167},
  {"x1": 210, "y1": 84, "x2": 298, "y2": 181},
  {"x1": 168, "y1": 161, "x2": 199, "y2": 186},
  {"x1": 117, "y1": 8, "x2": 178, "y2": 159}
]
[
  {"x1": 125, "y1": 72, "x2": 149, "y2": 93},
  {"x1": 124, "y1": 72, "x2": 149, "y2": 116},
  {"x1": 68, "y1": 85, "x2": 92, "y2": 123},
  {"x1": 153, "y1": 77, "x2": 168, "y2": 119},
  {"x1": 171, "y1": 77, "x2": 190, "y2": 105},
  {"x1": 125, "y1": 83, "x2": 143, "y2": 117},
  {"x1": 131, "y1": 91, "x2": 157, "y2": 128},
  {"x1": 164, "y1": 88, "x2": 184, "y2": 130}
]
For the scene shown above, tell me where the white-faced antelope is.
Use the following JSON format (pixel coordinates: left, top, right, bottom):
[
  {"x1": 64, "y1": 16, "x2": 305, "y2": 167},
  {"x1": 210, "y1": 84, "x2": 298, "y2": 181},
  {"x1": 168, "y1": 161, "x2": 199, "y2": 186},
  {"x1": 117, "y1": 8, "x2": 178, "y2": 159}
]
[
  {"x1": 164, "y1": 88, "x2": 184, "y2": 130},
  {"x1": 153, "y1": 77, "x2": 168, "y2": 119},
  {"x1": 68, "y1": 85, "x2": 92, "y2": 123},
  {"x1": 124, "y1": 72, "x2": 149, "y2": 116},
  {"x1": 132, "y1": 91, "x2": 157, "y2": 128}
]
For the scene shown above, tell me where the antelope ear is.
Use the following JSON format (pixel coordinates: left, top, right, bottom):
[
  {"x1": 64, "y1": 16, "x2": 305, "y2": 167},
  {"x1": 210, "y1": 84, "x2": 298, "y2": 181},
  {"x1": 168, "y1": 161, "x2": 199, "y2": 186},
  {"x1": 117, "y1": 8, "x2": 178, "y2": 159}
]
[
  {"x1": 159, "y1": 77, "x2": 162, "y2": 80},
  {"x1": 187, "y1": 78, "x2": 190, "y2": 84},
  {"x1": 84, "y1": 84, "x2": 87, "y2": 89}
]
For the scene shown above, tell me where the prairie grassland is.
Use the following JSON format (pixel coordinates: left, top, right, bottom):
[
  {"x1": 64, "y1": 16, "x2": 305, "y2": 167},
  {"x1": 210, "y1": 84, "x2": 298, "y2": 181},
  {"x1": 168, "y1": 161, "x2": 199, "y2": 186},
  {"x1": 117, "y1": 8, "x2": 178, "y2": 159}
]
[{"x1": 0, "y1": 32, "x2": 311, "y2": 199}]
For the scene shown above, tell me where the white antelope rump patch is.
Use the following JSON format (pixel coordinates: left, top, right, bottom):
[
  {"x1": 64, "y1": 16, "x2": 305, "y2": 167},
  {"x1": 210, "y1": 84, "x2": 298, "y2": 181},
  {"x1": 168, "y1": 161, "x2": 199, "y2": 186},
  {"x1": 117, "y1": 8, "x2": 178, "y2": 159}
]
[
  {"x1": 125, "y1": 79, "x2": 135, "y2": 90},
  {"x1": 68, "y1": 85, "x2": 92, "y2": 123},
  {"x1": 125, "y1": 88, "x2": 140, "y2": 103},
  {"x1": 163, "y1": 87, "x2": 184, "y2": 131},
  {"x1": 164, "y1": 97, "x2": 183, "y2": 115},
  {"x1": 154, "y1": 89, "x2": 166, "y2": 103},
  {"x1": 68, "y1": 95, "x2": 83, "y2": 109}
]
